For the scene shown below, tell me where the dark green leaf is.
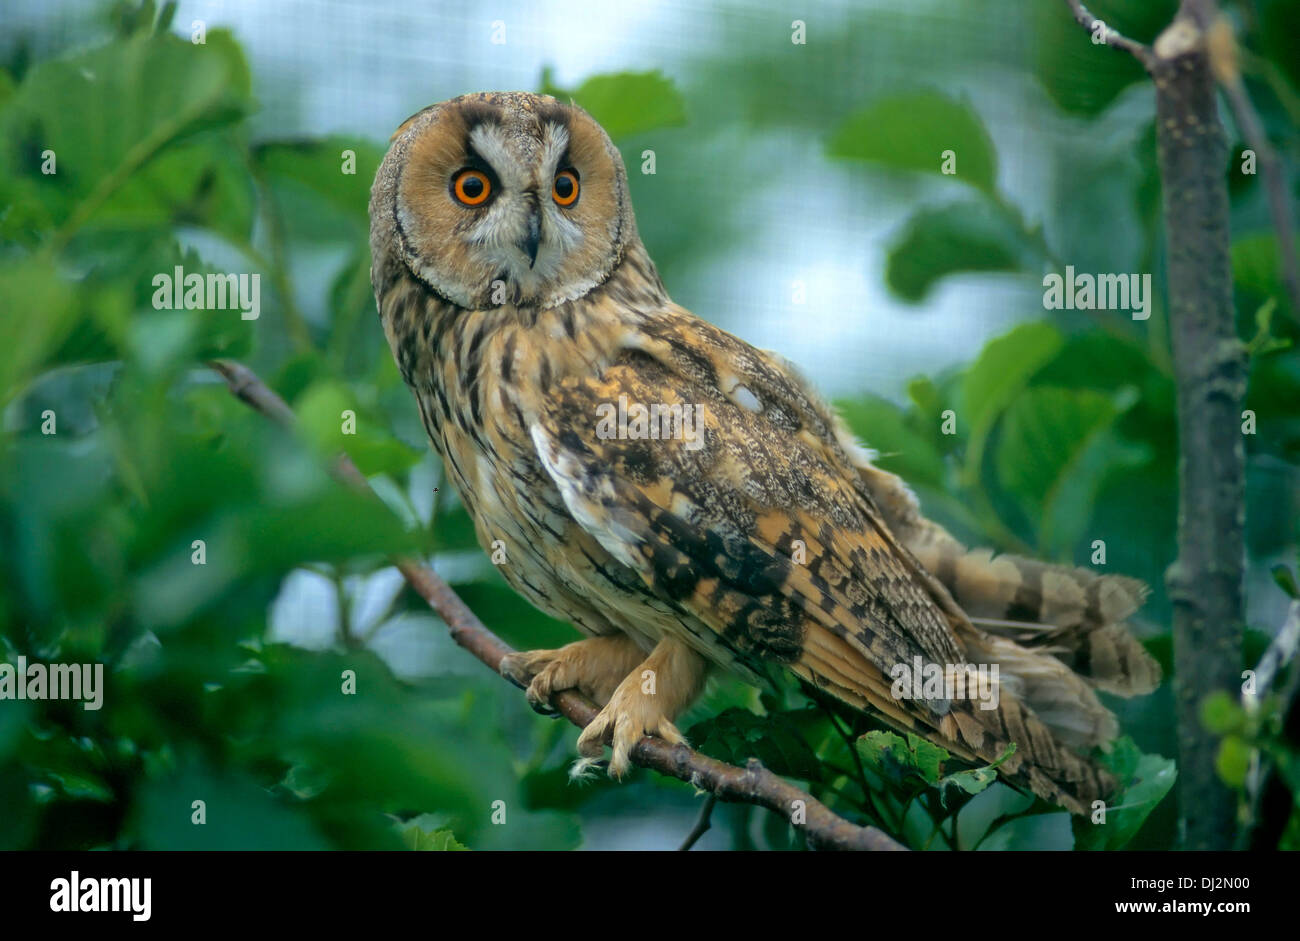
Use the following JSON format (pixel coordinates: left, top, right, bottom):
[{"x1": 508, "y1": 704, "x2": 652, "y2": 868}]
[
  {"x1": 828, "y1": 91, "x2": 997, "y2": 194},
  {"x1": 1072, "y1": 737, "x2": 1176, "y2": 850},
  {"x1": 885, "y1": 200, "x2": 1034, "y2": 302},
  {"x1": 688, "y1": 707, "x2": 821, "y2": 781}
]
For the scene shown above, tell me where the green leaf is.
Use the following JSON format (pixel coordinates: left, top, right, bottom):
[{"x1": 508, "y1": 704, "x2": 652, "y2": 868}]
[
  {"x1": 885, "y1": 200, "x2": 1034, "y2": 302},
  {"x1": 295, "y1": 380, "x2": 423, "y2": 476},
  {"x1": 687, "y1": 707, "x2": 821, "y2": 781},
  {"x1": 1072, "y1": 736, "x2": 1176, "y2": 850},
  {"x1": 1232, "y1": 231, "x2": 1300, "y2": 311},
  {"x1": 906, "y1": 733, "x2": 949, "y2": 784},
  {"x1": 833, "y1": 394, "x2": 945, "y2": 490},
  {"x1": 431, "y1": 502, "x2": 482, "y2": 552},
  {"x1": 451, "y1": 580, "x2": 577, "y2": 652},
  {"x1": 0, "y1": 764, "x2": 37, "y2": 850},
  {"x1": 0, "y1": 260, "x2": 77, "y2": 403},
  {"x1": 855, "y1": 729, "x2": 950, "y2": 788},
  {"x1": 828, "y1": 91, "x2": 998, "y2": 194},
  {"x1": 1200, "y1": 690, "x2": 1246, "y2": 735},
  {"x1": 1272, "y1": 564, "x2": 1299, "y2": 599},
  {"x1": 254, "y1": 137, "x2": 384, "y2": 243},
  {"x1": 540, "y1": 69, "x2": 686, "y2": 139},
  {"x1": 960, "y1": 322, "x2": 1064, "y2": 472},
  {"x1": 1245, "y1": 298, "x2": 1293, "y2": 357},
  {"x1": 0, "y1": 31, "x2": 252, "y2": 240},
  {"x1": 1215, "y1": 736, "x2": 1252, "y2": 789},
  {"x1": 0, "y1": 699, "x2": 30, "y2": 761},
  {"x1": 136, "y1": 764, "x2": 328, "y2": 850},
  {"x1": 994, "y1": 385, "x2": 1144, "y2": 550},
  {"x1": 398, "y1": 815, "x2": 469, "y2": 851},
  {"x1": 938, "y1": 744, "x2": 1016, "y2": 808},
  {"x1": 940, "y1": 766, "x2": 998, "y2": 801}
]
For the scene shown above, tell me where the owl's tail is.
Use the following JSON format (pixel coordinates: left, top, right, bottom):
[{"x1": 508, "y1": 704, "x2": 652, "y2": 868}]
[
  {"x1": 909, "y1": 537, "x2": 1161, "y2": 697},
  {"x1": 833, "y1": 439, "x2": 1161, "y2": 812},
  {"x1": 840, "y1": 441, "x2": 1161, "y2": 699},
  {"x1": 907, "y1": 534, "x2": 1160, "y2": 813}
]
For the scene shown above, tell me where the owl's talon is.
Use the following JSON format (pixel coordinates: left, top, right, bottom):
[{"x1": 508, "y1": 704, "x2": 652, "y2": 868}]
[
  {"x1": 575, "y1": 678, "x2": 688, "y2": 779},
  {"x1": 528, "y1": 698, "x2": 561, "y2": 717},
  {"x1": 499, "y1": 649, "x2": 553, "y2": 692},
  {"x1": 502, "y1": 670, "x2": 527, "y2": 691}
]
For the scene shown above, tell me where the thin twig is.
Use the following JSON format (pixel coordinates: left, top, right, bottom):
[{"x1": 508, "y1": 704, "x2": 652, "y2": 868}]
[
  {"x1": 1062, "y1": 0, "x2": 1155, "y2": 69},
  {"x1": 1202, "y1": 14, "x2": 1300, "y2": 313},
  {"x1": 678, "y1": 793, "x2": 718, "y2": 851},
  {"x1": 209, "y1": 358, "x2": 907, "y2": 852},
  {"x1": 1245, "y1": 600, "x2": 1300, "y2": 711},
  {"x1": 1243, "y1": 600, "x2": 1300, "y2": 848}
]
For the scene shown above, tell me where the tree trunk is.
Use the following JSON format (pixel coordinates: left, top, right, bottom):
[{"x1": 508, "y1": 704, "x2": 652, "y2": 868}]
[{"x1": 1152, "y1": 4, "x2": 1247, "y2": 851}]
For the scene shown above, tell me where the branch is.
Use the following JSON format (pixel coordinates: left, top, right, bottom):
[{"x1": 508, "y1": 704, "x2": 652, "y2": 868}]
[
  {"x1": 1246, "y1": 599, "x2": 1300, "y2": 711},
  {"x1": 1065, "y1": 0, "x2": 1249, "y2": 850},
  {"x1": 1243, "y1": 600, "x2": 1300, "y2": 848},
  {"x1": 1202, "y1": 13, "x2": 1300, "y2": 313},
  {"x1": 1062, "y1": 0, "x2": 1155, "y2": 69},
  {"x1": 1149, "y1": 0, "x2": 1247, "y2": 851},
  {"x1": 209, "y1": 359, "x2": 906, "y2": 852},
  {"x1": 678, "y1": 793, "x2": 717, "y2": 851}
]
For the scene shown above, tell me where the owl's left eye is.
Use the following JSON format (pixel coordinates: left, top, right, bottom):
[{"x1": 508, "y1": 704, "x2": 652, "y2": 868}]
[
  {"x1": 451, "y1": 168, "x2": 492, "y2": 206},
  {"x1": 552, "y1": 169, "x2": 579, "y2": 207}
]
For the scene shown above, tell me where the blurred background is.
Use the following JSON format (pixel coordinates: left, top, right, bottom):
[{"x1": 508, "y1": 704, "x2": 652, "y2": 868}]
[{"x1": 0, "y1": 0, "x2": 1296, "y2": 850}]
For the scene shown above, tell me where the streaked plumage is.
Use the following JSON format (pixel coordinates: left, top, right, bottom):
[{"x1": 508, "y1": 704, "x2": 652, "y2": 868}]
[{"x1": 369, "y1": 92, "x2": 1159, "y2": 813}]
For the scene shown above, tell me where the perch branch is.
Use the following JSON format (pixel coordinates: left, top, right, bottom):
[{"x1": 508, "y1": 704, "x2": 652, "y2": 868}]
[
  {"x1": 210, "y1": 358, "x2": 906, "y2": 852},
  {"x1": 1062, "y1": 0, "x2": 1154, "y2": 68}
]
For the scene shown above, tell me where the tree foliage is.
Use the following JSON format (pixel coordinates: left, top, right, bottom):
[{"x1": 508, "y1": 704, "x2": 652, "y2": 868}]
[{"x1": 0, "y1": 0, "x2": 1296, "y2": 850}]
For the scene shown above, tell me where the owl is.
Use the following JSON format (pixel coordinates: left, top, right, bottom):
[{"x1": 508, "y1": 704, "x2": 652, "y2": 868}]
[{"x1": 368, "y1": 92, "x2": 1160, "y2": 814}]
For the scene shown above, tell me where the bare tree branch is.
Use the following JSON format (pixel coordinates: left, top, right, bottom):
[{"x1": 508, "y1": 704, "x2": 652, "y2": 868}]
[
  {"x1": 678, "y1": 793, "x2": 717, "y2": 851},
  {"x1": 1201, "y1": 13, "x2": 1300, "y2": 313},
  {"x1": 1062, "y1": 0, "x2": 1155, "y2": 68},
  {"x1": 209, "y1": 358, "x2": 907, "y2": 852},
  {"x1": 1066, "y1": 0, "x2": 1249, "y2": 850},
  {"x1": 1151, "y1": 0, "x2": 1247, "y2": 851},
  {"x1": 1246, "y1": 599, "x2": 1300, "y2": 711},
  {"x1": 1243, "y1": 600, "x2": 1300, "y2": 848}
]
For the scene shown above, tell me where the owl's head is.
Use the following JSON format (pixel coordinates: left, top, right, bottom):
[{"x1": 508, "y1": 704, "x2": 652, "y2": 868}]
[{"x1": 370, "y1": 92, "x2": 636, "y2": 310}]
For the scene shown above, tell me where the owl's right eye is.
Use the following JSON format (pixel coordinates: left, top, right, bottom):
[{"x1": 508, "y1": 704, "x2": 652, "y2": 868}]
[{"x1": 451, "y1": 168, "x2": 492, "y2": 206}]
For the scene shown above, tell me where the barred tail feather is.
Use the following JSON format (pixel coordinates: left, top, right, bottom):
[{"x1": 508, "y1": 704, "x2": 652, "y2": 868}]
[{"x1": 909, "y1": 542, "x2": 1161, "y2": 696}]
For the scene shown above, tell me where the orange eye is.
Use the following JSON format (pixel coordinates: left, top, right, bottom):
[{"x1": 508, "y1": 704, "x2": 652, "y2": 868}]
[
  {"x1": 552, "y1": 169, "x2": 579, "y2": 206},
  {"x1": 452, "y1": 168, "x2": 491, "y2": 206}
]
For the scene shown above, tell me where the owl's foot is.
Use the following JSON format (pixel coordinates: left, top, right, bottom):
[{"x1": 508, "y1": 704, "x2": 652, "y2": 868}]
[
  {"x1": 575, "y1": 635, "x2": 709, "y2": 778},
  {"x1": 499, "y1": 634, "x2": 645, "y2": 716}
]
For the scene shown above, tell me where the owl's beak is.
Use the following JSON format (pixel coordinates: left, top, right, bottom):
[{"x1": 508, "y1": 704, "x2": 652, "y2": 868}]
[{"x1": 521, "y1": 210, "x2": 542, "y2": 268}]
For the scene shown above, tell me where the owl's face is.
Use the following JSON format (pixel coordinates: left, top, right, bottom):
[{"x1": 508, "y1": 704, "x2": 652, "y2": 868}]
[{"x1": 372, "y1": 92, "x2": 634, "y2": 310}]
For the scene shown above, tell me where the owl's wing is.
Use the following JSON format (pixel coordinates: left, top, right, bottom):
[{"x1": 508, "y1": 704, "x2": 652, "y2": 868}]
[{"x1": 529, "y1": 308, "x2": 1111, "y2": 811}]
